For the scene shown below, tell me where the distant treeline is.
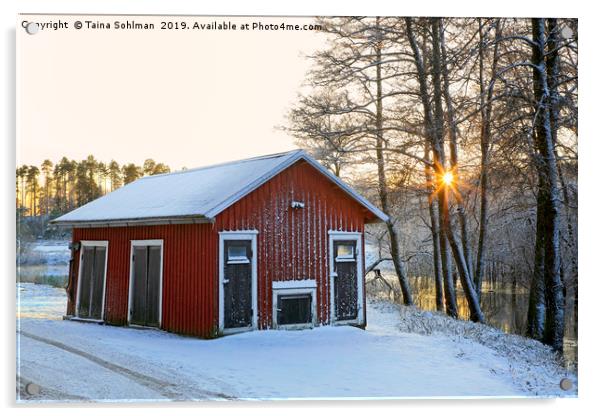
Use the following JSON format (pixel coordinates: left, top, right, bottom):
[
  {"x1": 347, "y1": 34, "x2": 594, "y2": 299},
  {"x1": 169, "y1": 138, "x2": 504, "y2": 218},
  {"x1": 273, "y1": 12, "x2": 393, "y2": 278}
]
[{"x1": 16, "y1": 156, "x2": 173, "y2": 218}]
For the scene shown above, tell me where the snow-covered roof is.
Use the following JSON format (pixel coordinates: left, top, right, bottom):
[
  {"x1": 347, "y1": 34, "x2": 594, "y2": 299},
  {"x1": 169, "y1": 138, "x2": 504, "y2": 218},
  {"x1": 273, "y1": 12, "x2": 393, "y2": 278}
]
[{"x1": 52, "y1": 149, "x2": 388, "y2": 227}]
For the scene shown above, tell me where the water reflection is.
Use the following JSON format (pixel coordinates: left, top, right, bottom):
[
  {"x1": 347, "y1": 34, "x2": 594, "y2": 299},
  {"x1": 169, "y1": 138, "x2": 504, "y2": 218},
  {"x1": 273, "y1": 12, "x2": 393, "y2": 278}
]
[{"x1": 368, "y1": 274, "x2": 577, "y2": 370}]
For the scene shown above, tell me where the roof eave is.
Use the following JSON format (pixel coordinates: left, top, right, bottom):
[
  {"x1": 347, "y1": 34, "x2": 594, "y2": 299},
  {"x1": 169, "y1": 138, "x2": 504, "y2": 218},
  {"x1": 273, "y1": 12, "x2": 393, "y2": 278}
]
[
  {"x1": 299, "y1": 155, "x2": 389, "y2": 223},
  {"x1": 50, "y1": 215, "x2": 212, "y2": 228}
]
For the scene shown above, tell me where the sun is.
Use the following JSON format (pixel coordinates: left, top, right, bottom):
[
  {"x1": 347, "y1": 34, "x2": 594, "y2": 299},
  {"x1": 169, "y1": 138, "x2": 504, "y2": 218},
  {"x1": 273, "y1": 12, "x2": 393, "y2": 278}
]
[
  {"x1": 427, "y1": 165, "x2": 464, "y2": 204},
  {"x1": 442, "y1": 171, "x2": 454, "y2": 186}
]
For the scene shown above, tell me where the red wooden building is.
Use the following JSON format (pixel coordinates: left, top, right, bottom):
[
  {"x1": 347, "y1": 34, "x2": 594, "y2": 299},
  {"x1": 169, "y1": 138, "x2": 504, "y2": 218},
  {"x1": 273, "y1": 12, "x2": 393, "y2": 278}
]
[{"x1": 53, "y1": 150, "x2": 388, "y2": 337}]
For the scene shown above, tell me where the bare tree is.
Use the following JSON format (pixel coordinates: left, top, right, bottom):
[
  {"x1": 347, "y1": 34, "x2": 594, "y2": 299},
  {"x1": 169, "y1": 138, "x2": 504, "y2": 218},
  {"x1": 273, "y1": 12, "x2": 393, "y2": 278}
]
[
  {"x1": 287, "y1": 17, "x2": 415, "y2": 305},
  {"x1": 286, "y1": 16, "x2": 577, "y2": 340}
]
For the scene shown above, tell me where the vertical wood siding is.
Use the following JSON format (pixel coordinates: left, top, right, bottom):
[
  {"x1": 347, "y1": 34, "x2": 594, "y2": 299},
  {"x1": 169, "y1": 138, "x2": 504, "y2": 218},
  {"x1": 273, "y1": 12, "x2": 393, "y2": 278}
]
[
  {"x1": 68, "y1": 160, "x2": 373, "y2": 337},
  {"x1": 71, "y1": 223, "x2": 218, "y2": 338},
  {"x1": 215, "y1": 160, "x2": 369, "y2": 329}
]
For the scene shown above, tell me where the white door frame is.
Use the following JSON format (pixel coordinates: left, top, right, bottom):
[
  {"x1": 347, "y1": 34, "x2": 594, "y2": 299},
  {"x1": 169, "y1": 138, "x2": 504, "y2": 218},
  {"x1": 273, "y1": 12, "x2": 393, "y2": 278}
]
[
  {"x1": 218, "y1": 230, "x2": 258, "y2": 334},
  {"x1": 127, "y1": 239, "x2": 164, "y2": 327},
  {"x1": 75, "y1": 240, "x2": 109, "y2": 322},
  {"x1": 328, "y1": 231, "x2": 364, "y2": 326}
]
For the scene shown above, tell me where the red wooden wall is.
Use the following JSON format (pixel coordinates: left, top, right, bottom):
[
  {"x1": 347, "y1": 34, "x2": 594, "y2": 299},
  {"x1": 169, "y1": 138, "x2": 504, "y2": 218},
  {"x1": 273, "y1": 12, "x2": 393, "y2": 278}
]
[
  {"x1": 68, "y1": 160, "x2": 374, "y2": 337},
  {"x1": 215, "y1": 160, "x2": 369, "y2": 328},
  {"x1": 71, "y1": 224, "x2": 218, "y2": 337}
]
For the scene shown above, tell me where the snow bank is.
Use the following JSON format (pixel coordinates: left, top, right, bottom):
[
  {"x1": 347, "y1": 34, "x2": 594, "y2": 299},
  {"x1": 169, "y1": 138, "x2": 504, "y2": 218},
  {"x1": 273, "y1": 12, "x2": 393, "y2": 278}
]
[
  {"x1": 369, "y1": 300, "x2": 577, "y2": 397},
  {"x1": 18, "y1": 318, "x2": 521, "y2": 401}
]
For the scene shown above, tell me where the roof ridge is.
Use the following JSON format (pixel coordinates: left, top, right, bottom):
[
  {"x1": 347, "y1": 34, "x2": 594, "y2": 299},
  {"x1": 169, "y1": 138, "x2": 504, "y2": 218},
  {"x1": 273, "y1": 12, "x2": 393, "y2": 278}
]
[
  {"x1": 138, "y1": 149, "x2": 304, "y2": 180},
  {"x1": 203, "y1": 149, "x2": 307, "y2": 217}
]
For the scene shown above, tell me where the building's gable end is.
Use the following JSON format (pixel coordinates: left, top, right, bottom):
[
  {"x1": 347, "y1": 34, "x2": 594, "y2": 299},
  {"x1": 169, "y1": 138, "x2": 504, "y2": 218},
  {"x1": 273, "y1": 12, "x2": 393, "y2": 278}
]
[
  {"x1": 215, "y1": 159, "x2": 377, "y2": 227},
  {"x1": 214, "y1": 160, "x2": 369, "y2": 329},
  {"x1": 207, "y1": 154, "x2": 387, "y2": 223}
]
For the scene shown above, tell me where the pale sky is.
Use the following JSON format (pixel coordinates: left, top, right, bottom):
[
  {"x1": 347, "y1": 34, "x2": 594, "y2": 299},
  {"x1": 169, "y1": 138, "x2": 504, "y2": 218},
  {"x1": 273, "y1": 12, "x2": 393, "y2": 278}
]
[{"x1": 17, "y1": 15, "x2": 325, "y2": 170}]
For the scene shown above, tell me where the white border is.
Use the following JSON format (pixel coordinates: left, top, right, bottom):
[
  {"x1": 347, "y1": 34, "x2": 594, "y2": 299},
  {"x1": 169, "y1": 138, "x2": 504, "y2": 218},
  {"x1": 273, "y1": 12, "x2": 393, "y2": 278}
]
[
  {"x1": 75, "y1": 240, "x2": 109, "y2": 322},
  {"x1": 127, "y1": 239, "x2": 164, "y2": 327},
  {"x1": 328, "y1": 231, "x2": 364, "y2": 326},
  {"x1": 218, "y1": 231, "x2": 258, "y2": 334},
  {"x1": 272, "y1": 284, "x2": 317, "y2": 330},
  {"x1": 10, "y1": 4, "x2": 588, "y2": 411}
]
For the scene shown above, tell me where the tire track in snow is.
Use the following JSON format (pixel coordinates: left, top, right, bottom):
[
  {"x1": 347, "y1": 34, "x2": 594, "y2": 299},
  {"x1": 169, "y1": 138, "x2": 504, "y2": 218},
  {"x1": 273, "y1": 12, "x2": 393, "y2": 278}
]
[{"x1": 18, "y1": 331, "x2": 234, "y2": 401}]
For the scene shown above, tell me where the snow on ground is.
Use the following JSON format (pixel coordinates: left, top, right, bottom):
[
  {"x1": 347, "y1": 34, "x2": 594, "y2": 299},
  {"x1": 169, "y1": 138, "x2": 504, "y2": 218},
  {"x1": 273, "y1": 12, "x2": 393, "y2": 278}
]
[
  {"x1": 17, "y1": 283, "x2": 67, "y2": 320},
  {"x1": 373, "y1": 300, "x2": 577, "y2": 397},
  {"x1": 16, "y1": 284, "x2": 576, "y2": 402}
]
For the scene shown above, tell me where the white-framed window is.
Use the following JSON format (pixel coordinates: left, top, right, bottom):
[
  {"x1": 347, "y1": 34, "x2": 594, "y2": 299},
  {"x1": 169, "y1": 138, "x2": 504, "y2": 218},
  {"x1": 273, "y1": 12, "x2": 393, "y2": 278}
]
[
  {"x1": 227, "y1": 244, "x2": 250, "y2": 264},
  {"x1": 336, "y1": 243, "x2": 355, "y2": 261}
]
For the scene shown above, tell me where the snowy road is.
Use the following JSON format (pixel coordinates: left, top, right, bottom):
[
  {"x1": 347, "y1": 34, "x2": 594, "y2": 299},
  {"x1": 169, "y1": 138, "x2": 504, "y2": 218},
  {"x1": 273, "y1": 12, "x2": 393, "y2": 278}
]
[
  {"x1": 16, "y1": 284, "x2": 573, "y2": 402},
  {"x1": 18, "y1": 330, "x2": 232, "y2": 401}
]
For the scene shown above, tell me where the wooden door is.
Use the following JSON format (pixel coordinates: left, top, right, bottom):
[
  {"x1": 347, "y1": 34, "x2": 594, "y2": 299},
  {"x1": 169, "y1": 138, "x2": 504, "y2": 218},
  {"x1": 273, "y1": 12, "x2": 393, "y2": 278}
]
[
  {"x1": 130, "y1": 245, "x2": 162, "y2": 327},
  {"x1": 223, "y1": 240, "x2": 253, "y2": 329},
  {"x1": 77, "y1": 245, "x2": 106, "y2": 320},
  {"x1": 333, "y1": 240, "x2": 358, "y2": 322}
]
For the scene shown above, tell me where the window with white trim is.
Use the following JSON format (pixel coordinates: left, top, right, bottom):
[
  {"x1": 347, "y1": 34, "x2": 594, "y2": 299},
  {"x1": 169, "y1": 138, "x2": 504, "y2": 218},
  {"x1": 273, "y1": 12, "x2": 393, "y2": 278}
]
[
  {"x1": 336, "y1": 243, "x2": 355, "y2": 261},
  {"x1": 277, "y1": 294, "x2": 313, "y2": 325},
  {"x1": 227, "y1": 244, "x2": 250, "y2": 264},
  {"x1": 272, "y1": 281, "x2": 317, "y2": 330}
]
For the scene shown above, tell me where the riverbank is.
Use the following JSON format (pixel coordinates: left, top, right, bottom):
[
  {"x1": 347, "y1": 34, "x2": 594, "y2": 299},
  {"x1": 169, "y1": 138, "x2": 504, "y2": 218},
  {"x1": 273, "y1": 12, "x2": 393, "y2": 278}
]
[
  {"x1": 373, "y1": 300, "x2": 577, "y2": 396},
  {"x1": 17, "y1": 240, "x2": 70, "y2": 287},
  {"x1": 366, "y1": 272, "x2": 578, "y2": 370}
]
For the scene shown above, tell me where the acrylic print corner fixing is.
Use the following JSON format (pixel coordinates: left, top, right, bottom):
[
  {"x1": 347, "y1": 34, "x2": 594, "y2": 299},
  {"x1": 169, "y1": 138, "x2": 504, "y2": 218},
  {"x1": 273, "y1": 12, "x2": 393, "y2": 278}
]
[{"x1": 16, "y1": 15, "x2": 578, "y2": 402}]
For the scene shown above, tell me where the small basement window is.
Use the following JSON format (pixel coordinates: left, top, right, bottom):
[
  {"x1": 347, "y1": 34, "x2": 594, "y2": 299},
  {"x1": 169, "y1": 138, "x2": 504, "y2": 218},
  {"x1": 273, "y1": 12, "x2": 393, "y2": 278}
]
[
  {"x1": 277, "y1": 294, "x2": 312, "y2": 326},
  {"x1": 227, "y1": 245, "x2": 249, "y2": 264},
  {"x1": 272, "y1": 281, "x2": 317, "y2": 329}
]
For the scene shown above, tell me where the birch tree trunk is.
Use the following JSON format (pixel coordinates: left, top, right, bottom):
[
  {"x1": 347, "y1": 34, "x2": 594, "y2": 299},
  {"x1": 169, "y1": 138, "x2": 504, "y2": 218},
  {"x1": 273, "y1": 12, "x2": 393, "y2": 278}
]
[
  {"x1": 442, "y1": 191, "x2": 486, "y2": 322},
  {"x1": 547, "y1": 18, "x2": 578, "y2": 301},
  {"x1": 439, "y1": 19, "x2": 474, "y2": 282},
  {"x1": 431, "y1": 18, "x2": 485, "y2": 323},
  {"x1": 424, "y1": 143, "x2": 445, "y2": 311},
  {"x1": 374, "y1": 23, "x2": 413, "y2": 305},
  {"x1": 474, "y1": 19, "x2": 500, "y2": 298},
  {"x1": 530, "y1": 18, "x2": 565, "y2": 351},
  {"x1": 405, "y1": 17, "x2": 458, "y2": 317},
  {"x1": 527, "y1": 197, "x2": 546, "y2": 340}
]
